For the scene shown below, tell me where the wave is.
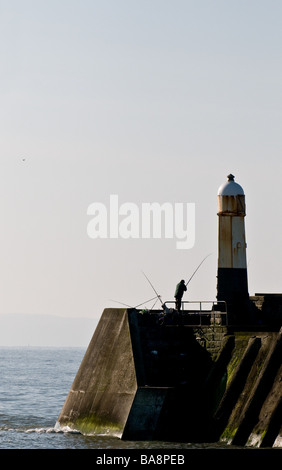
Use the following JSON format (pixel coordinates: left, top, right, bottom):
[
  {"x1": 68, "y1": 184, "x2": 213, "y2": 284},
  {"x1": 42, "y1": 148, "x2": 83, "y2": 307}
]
[{"x1": 0, "y1": 423, "x2": 81, "y2": 435}]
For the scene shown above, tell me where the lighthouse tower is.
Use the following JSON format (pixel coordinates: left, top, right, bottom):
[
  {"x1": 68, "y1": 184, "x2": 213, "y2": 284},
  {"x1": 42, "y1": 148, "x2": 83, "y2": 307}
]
[{"x1": 217, "y1": 174, "x2": 249, "y2": 323}]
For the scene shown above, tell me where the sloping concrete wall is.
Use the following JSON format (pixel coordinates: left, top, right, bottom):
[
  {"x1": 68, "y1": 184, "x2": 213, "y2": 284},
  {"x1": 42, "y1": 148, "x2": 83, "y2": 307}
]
[{"x1": 57, "y1": 308, "x2": 137, "y2": 437}]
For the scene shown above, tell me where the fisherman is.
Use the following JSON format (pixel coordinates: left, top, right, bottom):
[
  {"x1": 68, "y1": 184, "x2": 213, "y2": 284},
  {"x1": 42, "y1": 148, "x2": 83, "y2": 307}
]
[{"x1": 174, "y1": 280, "x2": 187, "y2": 312}]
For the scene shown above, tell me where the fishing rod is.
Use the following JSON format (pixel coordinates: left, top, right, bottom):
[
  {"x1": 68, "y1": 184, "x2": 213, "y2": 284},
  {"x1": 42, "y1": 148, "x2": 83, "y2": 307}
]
[
  {"x1": 135, "y1": 296, "x2": 159, "y2": 308},
  {"x1": 148, "y1": 297, "x2": 160, "y2": 313},
  {"x1": 110, "y1": 295, "x2": 159, "y2": 309},
  {"x1": 109, "y1": 299, "x2": 133, "y2": 308},
  {"x1": 141, "y1": 271, "x2": 163, "y2": 307},
  {"x1": 185, "y1": 253, "x2": 213, "y2": 287}
]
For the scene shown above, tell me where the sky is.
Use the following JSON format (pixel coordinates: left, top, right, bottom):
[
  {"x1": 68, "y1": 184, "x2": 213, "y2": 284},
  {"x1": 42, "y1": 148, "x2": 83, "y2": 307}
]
[{"x1": 0, "y1": 1, "x2": 282, "y2": 345}]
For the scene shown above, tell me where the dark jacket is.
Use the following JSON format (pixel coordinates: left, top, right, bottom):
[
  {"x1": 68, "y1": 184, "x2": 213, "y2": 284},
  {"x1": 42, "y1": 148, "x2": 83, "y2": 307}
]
[{"x1": 174, "y1": 280, "x2": 187, "y2": 298}]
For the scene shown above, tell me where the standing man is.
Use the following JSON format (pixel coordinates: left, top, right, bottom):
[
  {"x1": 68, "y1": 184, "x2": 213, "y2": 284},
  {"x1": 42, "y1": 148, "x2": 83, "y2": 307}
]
[{"x1": 174, "y1": 280, "x2": 187, "y2": 312}]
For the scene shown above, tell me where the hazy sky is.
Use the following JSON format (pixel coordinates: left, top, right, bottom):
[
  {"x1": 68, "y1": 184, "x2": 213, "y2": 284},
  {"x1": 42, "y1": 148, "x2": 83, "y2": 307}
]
[{"x1": 1, "y1": 1, "x2": 282, "y2": 331}]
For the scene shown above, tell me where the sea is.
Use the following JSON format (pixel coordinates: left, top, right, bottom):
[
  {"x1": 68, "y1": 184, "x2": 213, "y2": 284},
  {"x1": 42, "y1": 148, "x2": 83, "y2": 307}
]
[{"x1": 0, "y1": 347, "x2": 277, "y2": 464}]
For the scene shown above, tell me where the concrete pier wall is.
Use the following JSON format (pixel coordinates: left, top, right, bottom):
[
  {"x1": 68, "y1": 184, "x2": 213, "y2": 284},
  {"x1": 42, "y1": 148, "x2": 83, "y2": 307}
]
[
  {"x1": 57, "y1": 308, "x2": 282, "y2": 446},
  {"x1": 58, "y1": 308, "x2": 137, "y2": 436}
]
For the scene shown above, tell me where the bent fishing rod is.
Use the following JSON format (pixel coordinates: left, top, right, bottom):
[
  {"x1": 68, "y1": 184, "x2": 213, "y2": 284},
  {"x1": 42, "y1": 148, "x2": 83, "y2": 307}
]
[{"x1": 185, "y1": 253, "x2": 213, "y2": 287}]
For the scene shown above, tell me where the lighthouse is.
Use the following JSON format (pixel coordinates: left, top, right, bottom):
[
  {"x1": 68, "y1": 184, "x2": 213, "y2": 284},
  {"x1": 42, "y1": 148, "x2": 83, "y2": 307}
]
[{"x1": 217, "y1": 174, "x2": 249, "y2": 323}]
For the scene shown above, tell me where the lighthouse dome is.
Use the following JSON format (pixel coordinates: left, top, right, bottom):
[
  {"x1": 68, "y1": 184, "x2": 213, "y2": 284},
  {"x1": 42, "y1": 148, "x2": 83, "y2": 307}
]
[{"x1": 218, "y1": 174, "x2": 244, "y2": 196}]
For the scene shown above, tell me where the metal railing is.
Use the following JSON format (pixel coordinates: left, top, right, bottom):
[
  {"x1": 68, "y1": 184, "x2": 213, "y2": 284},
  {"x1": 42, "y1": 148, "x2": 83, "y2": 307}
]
[{"x1": 162, "y1": 300, "x2": 228, "y2": 326}]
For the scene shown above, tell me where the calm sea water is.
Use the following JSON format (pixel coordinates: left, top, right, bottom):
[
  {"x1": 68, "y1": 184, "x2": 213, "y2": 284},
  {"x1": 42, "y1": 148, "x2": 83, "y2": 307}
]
[{"x1": 0, "y1": 347, "x2": 277, "y2": 459}]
